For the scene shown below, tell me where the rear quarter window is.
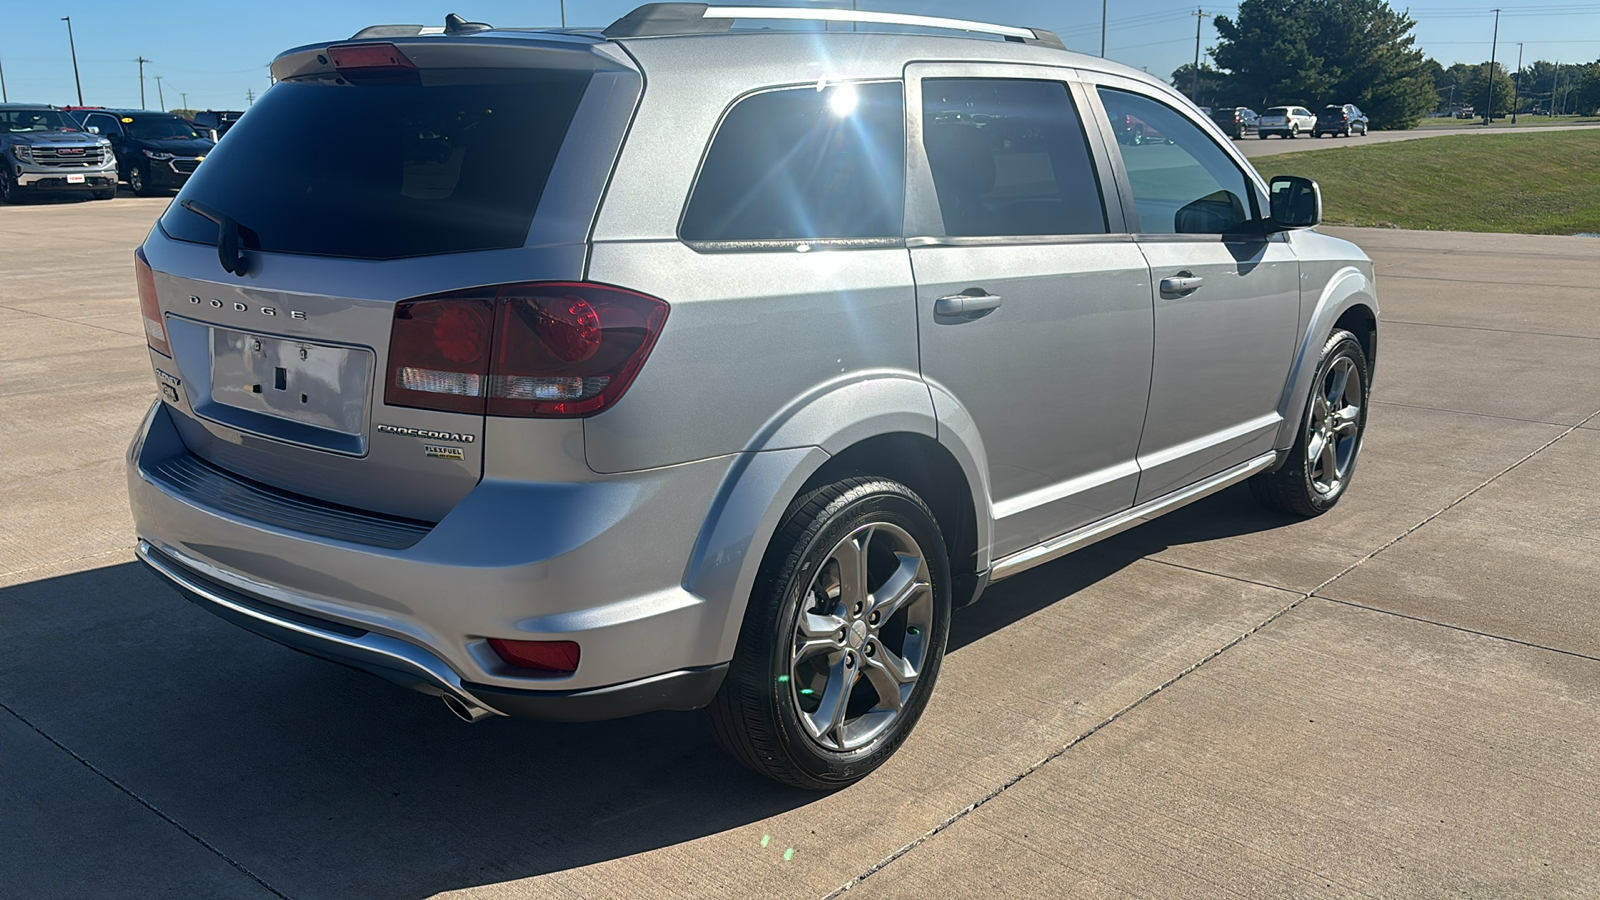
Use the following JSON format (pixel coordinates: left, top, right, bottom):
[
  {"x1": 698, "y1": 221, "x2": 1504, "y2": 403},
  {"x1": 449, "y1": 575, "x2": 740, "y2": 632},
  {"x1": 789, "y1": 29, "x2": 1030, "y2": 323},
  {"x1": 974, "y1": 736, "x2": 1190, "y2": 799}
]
[
  {"x1": 680, "y1": 81, "x2": 905, "y2": 243},
  {"x1": 159, "y1": 68, "x2": 594, "y2": 260}
]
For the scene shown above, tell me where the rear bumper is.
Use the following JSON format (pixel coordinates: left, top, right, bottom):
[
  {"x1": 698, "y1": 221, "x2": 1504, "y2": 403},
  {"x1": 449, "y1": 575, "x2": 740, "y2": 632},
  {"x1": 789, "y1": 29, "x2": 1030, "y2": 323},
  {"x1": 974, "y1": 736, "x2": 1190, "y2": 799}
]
[{"x1": 128, "y1": 399, "x2": 741, "y2": 718}]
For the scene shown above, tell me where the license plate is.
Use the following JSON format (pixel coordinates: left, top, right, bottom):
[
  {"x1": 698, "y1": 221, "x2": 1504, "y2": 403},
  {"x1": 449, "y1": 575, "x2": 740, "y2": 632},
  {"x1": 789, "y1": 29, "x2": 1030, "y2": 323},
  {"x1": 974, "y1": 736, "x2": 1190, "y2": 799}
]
[
  {"x1": 66, "y1": 174, "x2": 85, "y2": 184},
  {"x1": 209, "y1": 328, "x2": 373, "y2": 436}
]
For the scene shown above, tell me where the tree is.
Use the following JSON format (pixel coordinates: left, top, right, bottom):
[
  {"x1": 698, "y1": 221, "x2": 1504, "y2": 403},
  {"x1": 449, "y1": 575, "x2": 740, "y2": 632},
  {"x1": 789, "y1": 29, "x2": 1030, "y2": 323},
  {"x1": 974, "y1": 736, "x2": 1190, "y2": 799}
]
[
  {"x1": 1443, "y1": 62, "x2": 1515, "y2": 116},
  {"x1": 1169, "y1": 63, "x2": 1231, "y2": 107},
  {"x1": 1573, "y1": 62, "x2": 1600, "y2": 116},
  {"x1": 1212, "y1": 0, "x2": 1437, "y2": 129}
]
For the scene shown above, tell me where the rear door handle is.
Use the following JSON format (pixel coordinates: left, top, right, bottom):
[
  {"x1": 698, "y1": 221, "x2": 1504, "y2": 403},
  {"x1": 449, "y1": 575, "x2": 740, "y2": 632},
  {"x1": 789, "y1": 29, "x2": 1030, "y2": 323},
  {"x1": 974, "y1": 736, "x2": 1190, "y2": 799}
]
[
  {"x1": 934, "y1": 292, "x2": 1003, "y2": 317},
  {"x1": 1159, "y1": 274, "x2": 1203, "y2": 295}
]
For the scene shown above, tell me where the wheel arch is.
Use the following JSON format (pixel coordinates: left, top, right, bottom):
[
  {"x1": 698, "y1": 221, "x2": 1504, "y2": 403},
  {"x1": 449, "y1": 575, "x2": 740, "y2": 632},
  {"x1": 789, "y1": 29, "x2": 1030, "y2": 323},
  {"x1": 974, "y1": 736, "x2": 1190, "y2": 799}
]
[{"x1": 1274, "y1": 266, "x2": 1379, "y2": 452}]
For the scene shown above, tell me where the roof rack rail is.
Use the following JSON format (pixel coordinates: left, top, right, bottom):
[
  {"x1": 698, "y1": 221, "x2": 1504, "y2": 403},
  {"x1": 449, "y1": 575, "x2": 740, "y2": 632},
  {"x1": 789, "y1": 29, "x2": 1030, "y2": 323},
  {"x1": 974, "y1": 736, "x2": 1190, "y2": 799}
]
[{"x1": 603, "y1": 3, "x2": 1064, "y2": 48}]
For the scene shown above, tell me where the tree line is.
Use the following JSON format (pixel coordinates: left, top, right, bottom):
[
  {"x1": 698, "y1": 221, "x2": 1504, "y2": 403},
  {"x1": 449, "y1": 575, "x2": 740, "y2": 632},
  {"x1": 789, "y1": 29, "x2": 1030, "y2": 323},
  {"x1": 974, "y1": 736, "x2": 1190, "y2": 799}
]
[{"x1": 1169, "y1": 0, "x2": 1600, "y2": 129}]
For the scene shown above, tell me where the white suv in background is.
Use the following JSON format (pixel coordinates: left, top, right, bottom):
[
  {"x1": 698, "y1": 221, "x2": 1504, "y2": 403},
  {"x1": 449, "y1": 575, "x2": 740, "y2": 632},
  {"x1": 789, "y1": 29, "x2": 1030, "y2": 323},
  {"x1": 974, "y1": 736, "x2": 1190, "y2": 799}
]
[{"x1": 1259, "y1": 105, "x2": 1317, "y2": 139}]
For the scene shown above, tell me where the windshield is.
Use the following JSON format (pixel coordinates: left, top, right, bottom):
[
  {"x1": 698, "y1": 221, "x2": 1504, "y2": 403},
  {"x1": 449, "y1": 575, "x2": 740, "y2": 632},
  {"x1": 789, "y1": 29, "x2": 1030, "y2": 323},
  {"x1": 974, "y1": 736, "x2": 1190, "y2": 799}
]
[
  {"x1": 126, "y1": 116, "x2": 204, "y2": 140},
  {"x1": 0, "y1": 109, "x2": 82, "y2": 133}
]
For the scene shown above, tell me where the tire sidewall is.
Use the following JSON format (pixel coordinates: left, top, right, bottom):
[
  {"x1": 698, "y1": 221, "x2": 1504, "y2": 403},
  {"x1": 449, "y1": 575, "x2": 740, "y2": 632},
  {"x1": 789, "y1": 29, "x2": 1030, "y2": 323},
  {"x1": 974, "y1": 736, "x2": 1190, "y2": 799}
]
[
  {"x1": 762, "y1": 486, "x2": 952, "y2": 786},
  {"x1": 1296, "y1": 332, "x2": 1370, "y2": 512}
]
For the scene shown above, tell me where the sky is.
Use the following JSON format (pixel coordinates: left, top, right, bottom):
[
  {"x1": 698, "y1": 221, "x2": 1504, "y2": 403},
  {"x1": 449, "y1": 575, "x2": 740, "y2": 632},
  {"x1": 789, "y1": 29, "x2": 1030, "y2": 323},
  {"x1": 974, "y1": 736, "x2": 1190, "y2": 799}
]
[{"x1": 3, "y1": 0, "x2": 1600, "y2": 111}]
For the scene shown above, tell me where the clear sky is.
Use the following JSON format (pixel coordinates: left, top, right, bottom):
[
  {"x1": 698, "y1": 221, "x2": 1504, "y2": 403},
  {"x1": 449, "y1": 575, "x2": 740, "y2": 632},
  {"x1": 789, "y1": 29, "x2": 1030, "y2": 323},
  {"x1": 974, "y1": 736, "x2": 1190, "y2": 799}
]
[{"x1": 4, "y1": 1, "x2": 1600, "y2": 111}]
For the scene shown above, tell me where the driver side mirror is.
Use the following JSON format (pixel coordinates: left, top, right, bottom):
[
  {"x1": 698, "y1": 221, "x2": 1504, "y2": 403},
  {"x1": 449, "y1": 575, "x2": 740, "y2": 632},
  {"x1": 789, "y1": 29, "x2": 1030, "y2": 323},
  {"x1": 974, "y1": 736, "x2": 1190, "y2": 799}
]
[
  {"x1": 86, "y1": 126, "x2": 99, "y2": 134},
  {"x1": 1268, "y1": 175, "x2": 1322, "y2": 230}
]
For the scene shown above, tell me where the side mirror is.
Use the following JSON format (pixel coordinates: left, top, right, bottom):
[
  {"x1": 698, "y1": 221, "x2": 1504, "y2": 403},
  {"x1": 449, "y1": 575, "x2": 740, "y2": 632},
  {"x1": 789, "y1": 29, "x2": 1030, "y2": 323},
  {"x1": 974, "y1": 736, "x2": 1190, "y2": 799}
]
[
  {"x1": 1268, "y1": 175, "x2": 1321, "y2": 230},
  {"x1": 87, "y1": 126, "x2": 100, "y2": 134}
]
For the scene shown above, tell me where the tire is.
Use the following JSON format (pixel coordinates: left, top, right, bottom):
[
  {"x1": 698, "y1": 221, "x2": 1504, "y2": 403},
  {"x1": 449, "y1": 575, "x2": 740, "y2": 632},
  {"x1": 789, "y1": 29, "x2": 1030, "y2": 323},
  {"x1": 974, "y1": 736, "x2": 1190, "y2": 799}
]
[
  {"x1": 1132, "y1": 125, "x2": 1145, "y2": 146},
  {"x1": 1258, "y1": 132, "x2": 1269, "y2": 140},
  {"x1": 0, "y1": 170, "x2": 23, "y2": 205},
  {"x1": 709, "y1": 477, "x2": 952, "y2": 790},
  {"x1": 1249, "y1": 329, "x2": 1370, "y2": 517},
  {"x1": 129, "y1": 164, "x2": 155, "y2": 197},
  {"x1": 1290, "y1": 125, "x2": 1300, "y2": 138}
]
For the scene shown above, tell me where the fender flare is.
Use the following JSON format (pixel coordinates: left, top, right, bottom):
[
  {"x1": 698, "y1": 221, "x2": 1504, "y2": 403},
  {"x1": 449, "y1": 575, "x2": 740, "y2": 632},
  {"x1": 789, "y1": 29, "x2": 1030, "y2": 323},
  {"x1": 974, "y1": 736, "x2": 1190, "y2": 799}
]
[
  {"x1": 1275, "y1": 266, "x2": 1379, "y2": 451},
  {"x1": 682, "y1": 371, "x2": 994, "y2": 661}
]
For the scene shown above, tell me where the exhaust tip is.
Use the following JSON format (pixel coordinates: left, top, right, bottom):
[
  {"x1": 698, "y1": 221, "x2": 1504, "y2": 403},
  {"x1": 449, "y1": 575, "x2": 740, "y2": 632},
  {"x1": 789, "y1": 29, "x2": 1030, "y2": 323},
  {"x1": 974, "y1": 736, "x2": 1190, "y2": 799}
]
[{"x1": 442, "y1": 692, "x2": 493, "y2": 723}]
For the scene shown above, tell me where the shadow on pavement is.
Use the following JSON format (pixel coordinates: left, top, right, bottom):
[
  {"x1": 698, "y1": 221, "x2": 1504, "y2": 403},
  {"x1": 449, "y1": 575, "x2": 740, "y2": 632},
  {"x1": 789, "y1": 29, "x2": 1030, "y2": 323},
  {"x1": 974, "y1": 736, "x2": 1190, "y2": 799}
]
[{"x1": 0, "y1": 485, "x2": 1285, "y2": 897}]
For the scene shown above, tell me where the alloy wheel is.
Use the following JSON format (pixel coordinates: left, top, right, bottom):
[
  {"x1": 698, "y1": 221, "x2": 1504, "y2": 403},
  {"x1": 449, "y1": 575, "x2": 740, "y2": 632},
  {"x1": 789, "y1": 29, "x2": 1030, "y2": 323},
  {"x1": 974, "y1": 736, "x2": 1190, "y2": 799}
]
[
  {"x1": 1306, "y1": 355, "x2": 1364, "y2": 496},
  {"x1": 129, "y1": 167, "x2": 144, "y2": 194},
  {"x1": 789, "y1": 521, "x2": 933, "y2": 752}
]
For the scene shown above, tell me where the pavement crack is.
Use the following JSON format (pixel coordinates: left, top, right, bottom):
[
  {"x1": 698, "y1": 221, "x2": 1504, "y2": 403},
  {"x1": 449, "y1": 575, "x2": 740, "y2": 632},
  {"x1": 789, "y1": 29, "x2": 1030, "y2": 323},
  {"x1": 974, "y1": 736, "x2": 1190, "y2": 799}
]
[
  {"x1": 1383, "y1": 318, "x2": 1600, "y2": 343},
  {"x1": 1314, "y1": 598, "x2": 1600, "y2": 662},
  {"x1": 0, "y1": 701, "x2": 293, "y2": 900},
  {"x1": 1368, "y1": 400, "x2": 1573, "y2": 428}
]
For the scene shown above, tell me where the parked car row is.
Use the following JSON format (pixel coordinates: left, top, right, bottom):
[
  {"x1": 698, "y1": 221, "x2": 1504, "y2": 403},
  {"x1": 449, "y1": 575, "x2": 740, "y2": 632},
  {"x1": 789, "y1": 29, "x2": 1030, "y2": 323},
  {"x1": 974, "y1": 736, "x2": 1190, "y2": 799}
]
[
  {"x1": 0, "y1": 102, "x2": 221, "y2": 204},
  {"x1": 1204, "y1": 103, "x2": 1370, "y2": 139}
]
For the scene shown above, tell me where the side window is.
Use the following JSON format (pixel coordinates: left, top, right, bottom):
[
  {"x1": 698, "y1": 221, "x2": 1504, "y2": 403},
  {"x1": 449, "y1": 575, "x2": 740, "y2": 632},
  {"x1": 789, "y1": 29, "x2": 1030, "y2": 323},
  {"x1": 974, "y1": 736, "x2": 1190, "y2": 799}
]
[
  {"x1": 1097, "y1": 88, "x2": 1257, "y2": 235},
  {"x1": 681, "y1": 82, "x2": 904, "y2": 242},
  {"x1": 90, "y1": 114, "x2": 122, "y2": 136},
  {"x1": 921, "y1": 79, "x2": 1106, "y2": 237}
]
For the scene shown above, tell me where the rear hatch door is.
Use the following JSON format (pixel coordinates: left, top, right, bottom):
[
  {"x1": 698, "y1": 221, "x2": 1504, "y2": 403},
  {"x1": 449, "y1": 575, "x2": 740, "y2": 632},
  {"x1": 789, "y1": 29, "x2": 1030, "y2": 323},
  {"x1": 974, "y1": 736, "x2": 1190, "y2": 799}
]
[{"x1": 142, "y1": 33, "x2": 640, "y2": 521}]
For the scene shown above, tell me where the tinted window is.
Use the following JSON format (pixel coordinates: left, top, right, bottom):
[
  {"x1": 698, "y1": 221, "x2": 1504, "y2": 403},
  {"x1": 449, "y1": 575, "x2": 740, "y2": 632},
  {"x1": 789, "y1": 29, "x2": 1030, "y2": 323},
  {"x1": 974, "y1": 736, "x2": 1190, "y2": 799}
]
[
  {"x1": 126, "y1": 116, "x2": 203, "y2": 141},
  {"x1": 681, "y1": 82, "x2": 904, "y2": 242},
  {"x1": 159, "y1": 69, "x2": 593, "y2": 260},
  {"x1": 922, "y1": 79, "x2": 1106, "y2": 237},
  {"x1": 1098, "y1": 88, "x2": 1256, "y2": 235}
]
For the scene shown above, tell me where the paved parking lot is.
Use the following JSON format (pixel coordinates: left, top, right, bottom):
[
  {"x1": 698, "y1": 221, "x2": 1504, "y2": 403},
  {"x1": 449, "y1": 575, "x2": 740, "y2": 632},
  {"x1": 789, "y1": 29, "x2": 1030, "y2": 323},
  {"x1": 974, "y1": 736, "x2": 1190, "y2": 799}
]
[{"x1": 3, "y1": 195, "x2": 1598, "y2": 899}]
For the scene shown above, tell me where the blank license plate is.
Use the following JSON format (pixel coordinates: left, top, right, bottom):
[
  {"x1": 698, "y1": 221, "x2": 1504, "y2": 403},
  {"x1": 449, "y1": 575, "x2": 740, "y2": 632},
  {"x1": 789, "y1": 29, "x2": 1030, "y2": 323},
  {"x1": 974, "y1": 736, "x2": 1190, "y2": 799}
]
[{"x1": 209, "y1": 328, "x2": 373, "y2": 436}]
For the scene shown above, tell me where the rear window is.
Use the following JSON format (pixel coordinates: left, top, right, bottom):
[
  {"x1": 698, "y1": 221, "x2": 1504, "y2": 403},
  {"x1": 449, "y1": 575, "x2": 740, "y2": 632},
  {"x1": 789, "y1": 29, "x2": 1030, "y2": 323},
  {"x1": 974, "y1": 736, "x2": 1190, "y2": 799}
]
[
  {"x1": 159, "y1": 69, "x2": 593, "y2": 260},
  {"x1": 681, "y1": 81, "x2": 905, "y2": 243},
  {"x1": 1266, "y1": 107, "x2": 1290, "y2": 116}
]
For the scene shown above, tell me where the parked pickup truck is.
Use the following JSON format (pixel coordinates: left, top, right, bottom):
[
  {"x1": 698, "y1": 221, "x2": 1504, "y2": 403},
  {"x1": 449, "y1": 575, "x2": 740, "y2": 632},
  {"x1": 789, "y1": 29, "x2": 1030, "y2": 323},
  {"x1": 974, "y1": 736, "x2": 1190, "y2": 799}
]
[{"x1": 0, "y1": 103, "x2": 118, "y2": 203}]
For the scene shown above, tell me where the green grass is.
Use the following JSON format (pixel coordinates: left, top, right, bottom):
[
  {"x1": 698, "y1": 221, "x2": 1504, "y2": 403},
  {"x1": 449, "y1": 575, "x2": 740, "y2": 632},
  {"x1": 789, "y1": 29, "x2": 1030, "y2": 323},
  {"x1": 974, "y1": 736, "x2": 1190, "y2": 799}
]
[
  {"x1": 1414, "y1": 115, "x2": 1600, "y2": 129},
  {"x1": 1261, "y1": 130, "x2": 1600, "y2": 233}
]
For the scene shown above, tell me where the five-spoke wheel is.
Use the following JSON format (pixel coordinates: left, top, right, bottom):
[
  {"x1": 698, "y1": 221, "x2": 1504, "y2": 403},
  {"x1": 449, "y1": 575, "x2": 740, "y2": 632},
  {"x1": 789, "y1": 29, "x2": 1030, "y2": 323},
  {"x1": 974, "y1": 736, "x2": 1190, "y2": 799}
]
[{"x1": 1250, "y1": 328, "x2": 1370, "y2": 516}]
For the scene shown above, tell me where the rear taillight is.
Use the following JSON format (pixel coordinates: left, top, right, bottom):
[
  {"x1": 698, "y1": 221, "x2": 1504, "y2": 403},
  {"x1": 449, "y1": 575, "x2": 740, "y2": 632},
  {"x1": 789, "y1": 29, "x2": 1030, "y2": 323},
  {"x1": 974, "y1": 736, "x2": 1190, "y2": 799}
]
[
  {"x1": 385, "y1": 282, "x2": 669, "y2": 418},
  {"x1": 488, "y1": 638, "x2": 580, "y2": 675},
  {"x1": 326, "y1": 42, "x2": 418, "y2": 83},
  {"x1": 134, "y1": 247, "x2": 170, "y2": 357}
]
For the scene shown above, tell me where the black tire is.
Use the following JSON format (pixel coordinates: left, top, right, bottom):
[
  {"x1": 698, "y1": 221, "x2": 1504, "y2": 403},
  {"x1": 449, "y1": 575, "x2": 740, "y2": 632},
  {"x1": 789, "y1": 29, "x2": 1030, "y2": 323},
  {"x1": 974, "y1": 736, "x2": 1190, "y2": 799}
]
[
  {"x1": 130, "y1": 164, "x2": 156, "y2": 197},
  {"x1": 0, "y1": 170, "x2": 23, "y2": 205},
  {"x1": 709, "y1": 477, "x2": 952, "y2": 790},
  {"x1": 1250, "y1": 329, "x2": 1371, "y2": 517}
]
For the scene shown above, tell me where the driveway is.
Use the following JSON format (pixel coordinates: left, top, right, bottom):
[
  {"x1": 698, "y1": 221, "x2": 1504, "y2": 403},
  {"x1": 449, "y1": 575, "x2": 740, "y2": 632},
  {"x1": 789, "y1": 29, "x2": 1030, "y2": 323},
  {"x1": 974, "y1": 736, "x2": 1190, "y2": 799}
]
[{"x1": 3, "y1": 197, "x2": 1598, "y2": 898}]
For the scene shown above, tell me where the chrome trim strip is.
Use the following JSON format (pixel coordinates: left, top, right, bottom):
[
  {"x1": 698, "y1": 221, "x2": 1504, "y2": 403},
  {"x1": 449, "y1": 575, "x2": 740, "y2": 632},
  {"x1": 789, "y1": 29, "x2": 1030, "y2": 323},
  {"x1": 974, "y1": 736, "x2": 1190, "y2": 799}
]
[
  {"x1": 135, "y1": 539, "x2": 506, "y2": 717},
  {"x1": 989, "y1": 451, "x2": 1277, "y2": 581},
  {"x1": 706, "y1": 6, "x2": 1037, "y2": 40},
  {"x1": 1136, "y1": 412, "x2": 1281, "y2": 472},
  {"x1": 993, "y1": 460, "x2": 1140, "y2": 520}
]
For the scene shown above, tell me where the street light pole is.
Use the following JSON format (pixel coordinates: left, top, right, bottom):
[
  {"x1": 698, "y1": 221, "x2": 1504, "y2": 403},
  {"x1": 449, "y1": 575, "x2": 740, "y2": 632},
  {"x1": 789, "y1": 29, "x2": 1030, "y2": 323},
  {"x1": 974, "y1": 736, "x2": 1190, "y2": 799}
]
[
  {"x1": 0, "y1": 57, "x2": 8, "y2": 103},
  {"x1": 155, "y1": 75, "x2": 165, "y2": 110},
  {"x1": 560, "y1": 0, "x2": 566, "y2": 27},
  {"x1": 1483, "y1": 8, "x2": 1500, "y2": 126},
  {"x1": 136, "y1": 57, "x2": 150, "y2": 109},
  {"x1": 1101, "y1": 0, "x2": 1108, "y2": 57},
  {"x1": 1511, "y1": 42, "x2": 1523, "y2": 123},
  {"x1": 61, "y1": 17, "x2": 84, "y2": 106}
]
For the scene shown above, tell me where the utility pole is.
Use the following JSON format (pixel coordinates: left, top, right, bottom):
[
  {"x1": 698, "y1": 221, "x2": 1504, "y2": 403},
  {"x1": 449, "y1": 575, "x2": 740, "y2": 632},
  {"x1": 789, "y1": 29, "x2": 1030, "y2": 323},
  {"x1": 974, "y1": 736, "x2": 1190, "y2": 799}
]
[
  {"x1": 1511, "y1": 42, "x2": 1523, "y2": 123},
  {"x1": 180, "y1": 92, "x2": 188, "y2": 112},
  {"x1": 0, "y1": 57, "x2": 8, "y2": 103},
  {"x1": 245, "y1": 87, "x2": 255, "y2": 106},
  {"x1": 1101, "y1": 0, "x2": 1108, "y2": 57},
  {"x1": 1191, "y1": 8, "x2": 1214, "y2": 104},
  {"x1": 560, "y1": 0, "x2": 566, "y2": 28},
  {"x1": 62, "y1": 17, "x2": 84, "y2": 106},
  {"x1": 155, "y1": 75, "x2": 165, "y2": 110},
  {"x1": 136, "y1": 57, "x2": 150, "y2": 109},
  {"x1": 1483, "y1": 8, "x2": 1500, "y2": 126}
]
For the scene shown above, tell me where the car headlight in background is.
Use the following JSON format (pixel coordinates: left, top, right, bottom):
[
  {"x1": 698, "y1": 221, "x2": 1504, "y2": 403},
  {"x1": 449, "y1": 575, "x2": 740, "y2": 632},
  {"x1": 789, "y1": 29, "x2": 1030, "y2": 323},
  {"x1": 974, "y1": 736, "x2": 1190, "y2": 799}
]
[
  {"x1": 142, "y1": 149, "x2": 174, "y2": 160},
  {"x1": 14, "y1": 145, "x2": 34, "y2": 161}
]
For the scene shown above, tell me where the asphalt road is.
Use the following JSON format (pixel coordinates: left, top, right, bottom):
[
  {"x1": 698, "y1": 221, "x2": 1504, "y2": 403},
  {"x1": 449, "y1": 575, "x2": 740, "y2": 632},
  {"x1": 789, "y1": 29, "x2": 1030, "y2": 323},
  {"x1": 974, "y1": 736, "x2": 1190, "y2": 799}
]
[
  {"x1": 3, "y1": 194, "x2": 1599, "y2": 898},
  {"x1": 1235, "y1": 120, "x2": 1600, "y2": 157}
]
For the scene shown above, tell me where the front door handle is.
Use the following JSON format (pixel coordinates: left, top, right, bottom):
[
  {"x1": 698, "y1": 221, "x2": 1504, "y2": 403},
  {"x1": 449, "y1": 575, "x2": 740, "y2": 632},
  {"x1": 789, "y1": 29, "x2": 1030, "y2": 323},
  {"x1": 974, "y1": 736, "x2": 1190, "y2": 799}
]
[
  {"x1": 1159, "y1": 273, "x2": 1203, "y2": 296},
  {"x1": 934, "y1": 292, "x2": 1003, "y2": 317}
]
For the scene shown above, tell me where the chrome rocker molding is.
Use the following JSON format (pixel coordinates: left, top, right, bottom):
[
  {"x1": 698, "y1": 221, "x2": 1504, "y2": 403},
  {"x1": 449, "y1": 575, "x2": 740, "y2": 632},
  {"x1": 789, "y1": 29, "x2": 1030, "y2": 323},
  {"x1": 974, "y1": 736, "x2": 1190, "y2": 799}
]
[
  {"x1": 988, "y1": 451, "x2": 1279, "y2": 581},
  {"x1": 135, "y1": 539, "x2": 507, "y2": 721}
]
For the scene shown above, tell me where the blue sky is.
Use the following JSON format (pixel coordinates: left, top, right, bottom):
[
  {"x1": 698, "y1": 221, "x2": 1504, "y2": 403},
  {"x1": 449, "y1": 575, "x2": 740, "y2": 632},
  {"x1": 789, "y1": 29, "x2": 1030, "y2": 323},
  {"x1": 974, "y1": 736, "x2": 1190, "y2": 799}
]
[{"x1": 4, "y1": 1, "x2": 1600, "y2": 110}]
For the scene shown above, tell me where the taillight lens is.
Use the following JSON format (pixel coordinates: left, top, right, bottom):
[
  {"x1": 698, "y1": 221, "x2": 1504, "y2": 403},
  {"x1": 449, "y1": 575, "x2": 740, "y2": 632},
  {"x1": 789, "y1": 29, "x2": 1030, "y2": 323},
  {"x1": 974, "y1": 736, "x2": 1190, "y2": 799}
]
[
  {"x1": 384, "y1": 282, "x2": 669, "y2": 418},
  {"x1": 134, "y1": 247, "x2": 170, "y2": 357},
  {"x1": 488, "y1": 638, "x2": 580, "y2": 675}
]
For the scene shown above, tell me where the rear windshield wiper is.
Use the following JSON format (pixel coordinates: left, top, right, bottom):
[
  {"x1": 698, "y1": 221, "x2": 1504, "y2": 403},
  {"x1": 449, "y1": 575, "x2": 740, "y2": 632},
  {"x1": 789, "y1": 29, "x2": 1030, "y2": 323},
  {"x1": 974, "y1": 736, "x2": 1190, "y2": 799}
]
[{"x1": 180, "y1": 199, "x2": 252, "y2": 277}]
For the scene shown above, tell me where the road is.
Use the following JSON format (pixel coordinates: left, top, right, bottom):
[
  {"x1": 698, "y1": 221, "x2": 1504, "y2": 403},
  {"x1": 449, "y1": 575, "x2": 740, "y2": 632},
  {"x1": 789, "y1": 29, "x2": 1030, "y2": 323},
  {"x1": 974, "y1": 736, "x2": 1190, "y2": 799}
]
[
  {"x1": 3, "y1": 195, "x2": 1600, "y2": 898},
  {"x1": 1235, "y1": 120, "x2": 1600, "y2": 157}
]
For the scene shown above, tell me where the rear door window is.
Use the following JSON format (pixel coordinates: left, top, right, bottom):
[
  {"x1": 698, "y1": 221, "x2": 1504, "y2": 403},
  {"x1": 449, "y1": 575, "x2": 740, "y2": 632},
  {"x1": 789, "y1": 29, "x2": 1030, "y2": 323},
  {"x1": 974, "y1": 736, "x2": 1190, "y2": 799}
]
[
  {"x1": 681, "y1": 82, "x2": 905, "y2": 242},
  {"x1": 921, "y1": 78, "x2": 1107, "y2": 237},
  {"x1": 159, "y1": 69, "x2": 594, "y2": 260}
]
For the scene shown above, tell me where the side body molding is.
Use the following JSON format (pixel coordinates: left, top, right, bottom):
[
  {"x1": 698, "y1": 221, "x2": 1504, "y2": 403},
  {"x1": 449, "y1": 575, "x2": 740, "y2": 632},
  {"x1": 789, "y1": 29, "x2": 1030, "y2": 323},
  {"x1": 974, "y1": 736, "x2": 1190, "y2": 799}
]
[{"x1": 1274, "y1": 265, "x2": 1379, "y2": 452}]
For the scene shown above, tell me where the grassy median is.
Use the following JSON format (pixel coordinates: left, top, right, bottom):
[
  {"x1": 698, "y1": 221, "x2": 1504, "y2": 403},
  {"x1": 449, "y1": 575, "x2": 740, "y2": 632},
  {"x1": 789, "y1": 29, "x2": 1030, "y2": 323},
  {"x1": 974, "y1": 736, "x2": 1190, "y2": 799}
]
[{"x1": 1258, "y1": 130, "x2": 1600, "y2": 234}]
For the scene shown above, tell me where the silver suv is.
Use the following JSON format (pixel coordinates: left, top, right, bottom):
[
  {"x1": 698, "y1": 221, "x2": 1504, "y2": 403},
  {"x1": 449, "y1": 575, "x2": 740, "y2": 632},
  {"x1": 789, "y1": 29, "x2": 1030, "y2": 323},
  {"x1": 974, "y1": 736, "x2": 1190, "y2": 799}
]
[{"x1": 128, "y1": 5, "x2": 1377, "y2": 789}]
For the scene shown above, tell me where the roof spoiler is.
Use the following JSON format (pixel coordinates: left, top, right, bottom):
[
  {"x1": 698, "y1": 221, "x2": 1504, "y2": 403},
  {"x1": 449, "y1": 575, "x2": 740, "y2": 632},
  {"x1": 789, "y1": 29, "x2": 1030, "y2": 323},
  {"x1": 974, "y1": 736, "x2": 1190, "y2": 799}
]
[
  {"x1": 603, "y1": 3, "x2": 1064, "y2": 48},
  {"x1": 350, "y1": 13, "x2": 491, "y2": 40}
]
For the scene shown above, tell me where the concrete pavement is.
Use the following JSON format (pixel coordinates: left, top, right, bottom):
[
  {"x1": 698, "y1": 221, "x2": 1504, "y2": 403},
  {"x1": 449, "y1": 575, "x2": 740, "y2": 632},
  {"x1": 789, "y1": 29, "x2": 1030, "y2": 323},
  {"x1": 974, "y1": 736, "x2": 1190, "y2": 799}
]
[{"x1": 2, "y1": 195, "x2": 1598, "y2": 898}]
